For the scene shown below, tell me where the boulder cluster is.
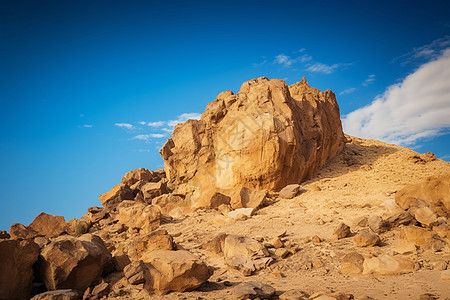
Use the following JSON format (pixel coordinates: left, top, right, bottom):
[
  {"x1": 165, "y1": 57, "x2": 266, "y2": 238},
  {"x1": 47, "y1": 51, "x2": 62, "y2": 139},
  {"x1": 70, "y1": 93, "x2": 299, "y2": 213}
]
[{"x1": 1, "y1": 76, "x2": 450, "y2": 299}]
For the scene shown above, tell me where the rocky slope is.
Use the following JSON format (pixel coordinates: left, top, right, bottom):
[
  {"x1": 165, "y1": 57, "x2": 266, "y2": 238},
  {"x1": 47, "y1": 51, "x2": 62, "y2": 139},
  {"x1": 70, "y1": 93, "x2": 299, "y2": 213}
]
[{"x1": 1, "y1": 77, "x2": 450, "y2": 300}]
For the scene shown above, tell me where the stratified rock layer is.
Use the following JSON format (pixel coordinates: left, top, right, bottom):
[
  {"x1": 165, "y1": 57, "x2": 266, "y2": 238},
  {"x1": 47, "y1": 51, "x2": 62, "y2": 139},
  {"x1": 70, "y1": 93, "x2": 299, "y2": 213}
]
[{"x1": 160, "y1": 76, "x2": 345, "y2": 207}]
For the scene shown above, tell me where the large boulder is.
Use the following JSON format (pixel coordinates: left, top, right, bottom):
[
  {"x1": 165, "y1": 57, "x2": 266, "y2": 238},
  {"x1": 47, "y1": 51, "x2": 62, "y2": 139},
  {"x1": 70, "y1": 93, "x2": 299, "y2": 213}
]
[
  {"x1": 99, "y1": 183, "x2": 134, "y2": 209},
  {"x1": 121, "y1": 168, "x2": 153, "y2": 186},
  {"x1": 160, "y1": 76, "x2": 345, "y2": 207},
  {"x1": 141, "y1": 250, "x2": 211, "y2": 295},
  {"x1": 117, "y1": 201, "x2": 161, "y2": 234},
  {"x1": 9, "y1": 223, "x2": 40, "y2": 240},
  {"x1": 28, "y1": 212, "x2": 66, "y2": 238},
  {"x1": 0, "y1": 239, "x2": 40, "y2": 300},
  {"x1": 37, "y1": 234, "x2": 111, "y2": 293},
  {"x1": 395, "y1": 175, "x2": 450, "y2": 217}
]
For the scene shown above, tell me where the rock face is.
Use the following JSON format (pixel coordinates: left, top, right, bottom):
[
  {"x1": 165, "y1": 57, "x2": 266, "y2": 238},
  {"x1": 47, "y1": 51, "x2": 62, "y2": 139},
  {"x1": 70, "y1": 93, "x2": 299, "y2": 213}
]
[
  {"x1": 141, "y1": 250, "x2": 211, "y2": 295},
  {"x1": 0, "y1": 239, "x2": 40, "y2": 300},
  {"x1": 160, "y1": 76, "x2": 345, "y2": 207},
  {"x1": 37, "y1": 234, "x2": 111, "y2": 293}
]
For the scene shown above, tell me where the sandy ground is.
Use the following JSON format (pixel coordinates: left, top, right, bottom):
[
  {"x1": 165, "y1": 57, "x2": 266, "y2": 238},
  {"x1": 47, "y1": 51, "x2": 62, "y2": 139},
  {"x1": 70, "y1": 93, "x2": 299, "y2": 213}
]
[{"x1": 108, "y1": 136, "x2": 450, "y2": 299}]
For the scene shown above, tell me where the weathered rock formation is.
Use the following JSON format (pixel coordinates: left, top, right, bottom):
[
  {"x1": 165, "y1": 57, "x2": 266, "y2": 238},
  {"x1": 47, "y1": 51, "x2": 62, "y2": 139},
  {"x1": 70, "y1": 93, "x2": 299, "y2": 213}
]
[{"x1": 160, "y1": 76, "x2": 345, "y2": 207}]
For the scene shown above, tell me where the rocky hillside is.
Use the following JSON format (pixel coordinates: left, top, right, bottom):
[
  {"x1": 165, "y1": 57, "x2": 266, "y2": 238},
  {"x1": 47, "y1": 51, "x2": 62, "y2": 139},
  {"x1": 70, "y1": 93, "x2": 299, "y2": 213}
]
[{"x1": 1, "y1": 77, "x2": 450, "y2": 300}]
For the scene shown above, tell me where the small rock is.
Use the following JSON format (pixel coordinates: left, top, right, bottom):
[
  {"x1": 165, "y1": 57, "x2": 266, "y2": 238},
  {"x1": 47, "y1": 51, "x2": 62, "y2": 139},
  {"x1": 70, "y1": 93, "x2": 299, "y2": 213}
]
[
  {"x1": 279, "y1": 289, "x2": 309, "y2": 300},
  {"x1": 311, "y1": 235, "x2": 322, "y2": 244},
  {"x1": 368, "y1": 215, "x2": 390, "y2": 234},
  {"x1": 99, "y1": 183, "x2": 134, "y2": 209},
  {"x1": 31, "y1": 289, "x2": 79, "y2": 300},
  {"x1": 92, "y1": 282, "x2": 110, "y2": 298},
  {"x1": 268, "y1": 237, "x2": 284, "y2": 248},
  {"x1": 271, "y1": 270, "x2": 284, "y2": 278},
  {"x1": 210, "y1": 192, "x2": 231, "y2": 208},
  {"x1": 412, "y1": 206, "x2": 438, "y2": 227},
  {"x1": 353, "y1": 230, "x2": 380, "y2": 247},
  {"x1": 233, "y1": 282, "x2": 276, "y2": 300},
  {"x1": 227, "y1": 208, "x2": 254, "y2": 219},
  {"x1": 333, "y1": 223, "x2": 351, "y2": 240},
  {"x1": 0, "y1": 231, "x2": 10, "y2": 239},
  {"x1": 363, "y1": 254, "x2": 414, "y2": 275},
  {"x1": 123, "y1": 260, "x2": 146, "y2": 285},
  {"x1": 168, "y1": 207, "x2": 185, "y2": 219},
  {"x1": 201, "y1": 233, "x2": 227, "y2": 257},
  {"x1": 279, "y1": 184, "x2": 302, "y2": 199},
  {"x1": 217, "y1": 204, "x2": 232, "y2": 215},
  {"x1": 340, "y1": 252, "x2": 364, "y2": 275},
  {"x1": 392, "y1": 240, "x2": 416, "y2": 254},
  {"x1": 275, "y1": 248, "x2": 289, "y2": 259}
]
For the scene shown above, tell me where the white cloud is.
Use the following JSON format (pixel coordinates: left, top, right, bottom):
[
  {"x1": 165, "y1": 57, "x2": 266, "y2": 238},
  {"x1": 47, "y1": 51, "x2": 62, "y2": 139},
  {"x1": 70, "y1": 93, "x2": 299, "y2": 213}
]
[
  {"x1": 133, "y1": 133, "x2": 166, "y2": 142},
  {"x1": 394, "y1": 36, "x2": 450, "y2": 65},
  {"x1": 342, "y1": 48, "x2": 450, "y2": 146},
  {"x1": 82, "y1": 124, "x2": 93, "y2": 128},
  {"x1": 362, "y1": 74, "x2": 376, "y2": 86},
  {"x1": 168, "y1": 113, "x2": 201, "y2": 127},
  {"x1": 274, "y1": 54, "x2": 295, "y2": 67},
  {"x1": 147, "y1": 121, "x2": 166, "y2": 127},
  {"x1": 161, "y1": 128, "x2": 173, "y2": 133},
  {"x1": 306, "y1": 62, "x2": 340, "y2": 74},
  {"x1": 115, "y1": 123, "x2": 134, "y2": 130},
  {"x1": 299, "y1": 54, "x2": 312, "y2": 63},
  {"x1": 138, "y1": 121, "x2": 147, "y2": 125},
  {"x1": 339, "y1": 88, "x2": 356, "y2": 96},
  {"x1": 252, "y1": 60, "x2": 267, "y2": 67}
]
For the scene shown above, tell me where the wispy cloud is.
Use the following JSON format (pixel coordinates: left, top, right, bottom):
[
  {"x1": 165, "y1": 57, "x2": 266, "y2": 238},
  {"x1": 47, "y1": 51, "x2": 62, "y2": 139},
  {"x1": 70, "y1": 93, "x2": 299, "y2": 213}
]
[
  {"x1": 343, "y1": 48, "x2": 450, "y2": 146},
  {"x1": 168, "y1": 113, "x2": 201, "y2": 127},
  {"x1": 339, "y1": 87, "x2": 356, "y2": 96},
  {"x1": 133, "y1": 133, "x2": 166, "y2": 142},
  {"x1": 274, "y1": 54, "x2": 296, "y2": 67},
  {"x1": 306, "y1": 62, "x2": 353, "y2": 74},
  {"x1": 362, "y1": 74, "x2": 376, "y2": 86},
  {"x1": 115, "y1": 123, "x2": 134, "y2": 130},
  {"x1": 147, "y1": 121, "x2": 166, "y2": 127},
  {"x1": 393, "y1": 36, "x2": 450, "y2": 65},
  {"x1": 252, "y1": 60, "x2": 267, "y2": 67},
  {"x1": 82, "y1": 124, "x2": 93, "y2": 128}
]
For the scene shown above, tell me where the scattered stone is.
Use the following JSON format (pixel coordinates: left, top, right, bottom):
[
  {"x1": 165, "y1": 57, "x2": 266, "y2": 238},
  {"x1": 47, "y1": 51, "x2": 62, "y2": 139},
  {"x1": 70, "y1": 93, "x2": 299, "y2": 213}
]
[
  {"x1": 227, "y1": 207, "x2": 254, "y2": 219},
  {"x1": 360, "y1": 164, "x2": 372, "y2": 171},
  {"x1": 340, "y1": 252, "x2": 364, "y2": 275},
  {"x1": 142, "y1": 250, "x2": 211, "y2": 295},
  {"x1": 31, "y1": 289, "x2": 79, "y2": 300},
  {"x1": 433, "y1": 223, "x2": 450, "y2": 238},
  {"x1": 9, "y1": 223, "x2": 40, "y2": 240},
  {"x1": 434, "y1": 260, "x2": 448, "y2": 270},
  {"x1": 117, "y1": 201, "x2": 161, "y2": 234},
  {"x1": 233, "y1": 281, "x2": 276, "y2": 300},
  {"x1": 168, "y1": 207, "x2": 185, "y2": 219},
  {"x1": 353, "y1": 230, "x2": 380, "y2": 247},
  {"x1": 121, "y1": 168, "x2": 153, "y2": 186},
  {"x1": 353, "y1": 216, "x2": 368, "y2": 228},
  {"x1": 201, "y1": 233, "x2": 227, "y2": 257},
  {"x1": 392, "y1": 240, "x2": 416, "y2": 254},
  {"x1": 307, "y1": 184, "x2": 321, "y2": 192},
  {"x1": 86, "y1": 206, "x2": 107, "y2": 223},
  {"x1": 223, "y1": 235, "x2": 269, "y2": 276},
  {"x1": 37, "y1": 234, "x2": 111, "y2": 293},
  {"x1": 229, "y1": 187, "x2": 268, "y2": 209},
  {"x1": 0, "y1": 239, "x2": 40, "y2": 300},
  {"x1": 279, "y1": 289, "x2": 309, "y2": 300},
  {"x1": 333, "y1": 223, "x2": 351, "y2": 240},
  {"x1": 99, "y1": 183, "x2": 134, "y2": 209},
  {"x1": 401, "y1": 226, "x2": 444, "y2": 250},
  {"x1": 275, "y1": 248, "x2": 289, "y2": 259},
  {"x1": 268, "y1": 237, "x2": 284, "y2": 248},
  {"x1": 210, "y1": 192, "x2": 231, "y2": 208},
  {"x1": 279, "y1": 184, "x2": 302, "y2": 199},
  {"x1": 127, "y1": 229, "x2": 174, "y2": 260},
  {"x1": 367, "y1": 215, "x2": 390, "y2": 234},
  {"x1": 363, "y1": 254, "x2": 414, "y2": 276},
  {"x1": 211, "y1": 214, "x2": 235, "y2": 226},
  {"x1": 419, "y1": 293, "x2": 439, "y2": 300},
  {"x1": 311, "y1": 235, "x2": 322, "y2": 244},
  {"x1": 92, "y1": 282, "x2": 110, "y2": 298},
  {"x1": 386, "y1": 211, "x2": 415, "y2": 228},
  {"x1": 412, "y1": 206, "x2": 438, "y2": 227},
  {"x1": 123, "y1": 260, "x2": 146, "y2": 285},
  {"x1": 112, "y1": 250, "x2": 131, "y2": 271},
  {"x1": 217, "y1": 204, "x2": 232, "y2": 215}
]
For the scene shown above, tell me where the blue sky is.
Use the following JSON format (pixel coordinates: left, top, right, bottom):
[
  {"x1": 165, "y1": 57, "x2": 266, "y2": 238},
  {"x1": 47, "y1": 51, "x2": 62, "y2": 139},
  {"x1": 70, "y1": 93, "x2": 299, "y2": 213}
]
[{"x1": 1, "y1": 0, "x2": 450, "y2": 230}]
